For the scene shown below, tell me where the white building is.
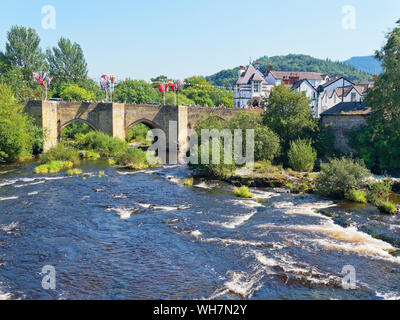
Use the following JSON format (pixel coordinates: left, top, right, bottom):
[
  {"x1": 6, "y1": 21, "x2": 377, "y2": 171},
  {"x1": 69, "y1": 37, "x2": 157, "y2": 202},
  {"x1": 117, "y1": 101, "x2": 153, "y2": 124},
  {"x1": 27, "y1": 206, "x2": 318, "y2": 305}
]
[
  {"x1": 265, "y1": 70, "x2": 328, "y2": 87},
  {"x1": 234, "y1": 65, "x2": 270, "y2": 108},
  {"x1": 292, "y1": 79, "x2": 319, "y2": 118}
]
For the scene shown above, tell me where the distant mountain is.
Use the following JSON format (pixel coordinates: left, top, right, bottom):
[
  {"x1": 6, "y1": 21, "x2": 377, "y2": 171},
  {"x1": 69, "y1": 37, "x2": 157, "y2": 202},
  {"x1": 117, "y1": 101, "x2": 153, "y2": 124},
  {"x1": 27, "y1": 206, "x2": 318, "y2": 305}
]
[
  {"x1": 344, "y1": 56, "x2": 382, "y2": 75},
  {"x1": 205, "y1": 54, "x2": 373, "y2": 88}
]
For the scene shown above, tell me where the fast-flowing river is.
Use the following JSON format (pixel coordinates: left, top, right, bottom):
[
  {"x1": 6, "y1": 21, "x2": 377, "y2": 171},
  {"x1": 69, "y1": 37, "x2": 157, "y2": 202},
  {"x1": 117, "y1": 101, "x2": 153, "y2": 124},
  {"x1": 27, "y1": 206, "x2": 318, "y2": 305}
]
[{"x1": 0, "y1": 161, "x2": 399, "y2": 300}]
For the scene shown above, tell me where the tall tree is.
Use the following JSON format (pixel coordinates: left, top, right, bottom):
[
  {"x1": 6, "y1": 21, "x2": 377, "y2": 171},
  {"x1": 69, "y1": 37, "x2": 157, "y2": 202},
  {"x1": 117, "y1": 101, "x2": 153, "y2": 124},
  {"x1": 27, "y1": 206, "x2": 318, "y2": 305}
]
[
  {"x1": 351, "y1": 19, "x2": 400, "y2": 171},
  {"x1": 4, "y1": 25, "x2": 45, "y2": 75},
  {"x1": 262, "y1": 83, "x2": 317, "y2": 155},
  {"x1": 46, "y1": 37, "x2": 88, "y2": 81}
]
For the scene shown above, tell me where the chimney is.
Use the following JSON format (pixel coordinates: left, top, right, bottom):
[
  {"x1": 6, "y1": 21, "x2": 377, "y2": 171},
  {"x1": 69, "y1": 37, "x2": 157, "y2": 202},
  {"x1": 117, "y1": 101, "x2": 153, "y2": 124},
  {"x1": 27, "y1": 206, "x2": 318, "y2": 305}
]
[
  {"x1": 238, "y1": 66, "x2": 245, "y2": 77},
  {"x1": 267, "y1": 65, "x2": 273, "y2": 74}
]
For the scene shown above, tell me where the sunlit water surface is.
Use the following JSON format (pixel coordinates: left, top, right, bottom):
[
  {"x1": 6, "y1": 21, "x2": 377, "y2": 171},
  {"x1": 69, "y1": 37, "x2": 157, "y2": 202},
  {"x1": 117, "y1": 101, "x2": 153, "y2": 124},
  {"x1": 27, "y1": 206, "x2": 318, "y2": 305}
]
[{"x1": 0, "y1": 162, "x2": 399, "y2": 300}]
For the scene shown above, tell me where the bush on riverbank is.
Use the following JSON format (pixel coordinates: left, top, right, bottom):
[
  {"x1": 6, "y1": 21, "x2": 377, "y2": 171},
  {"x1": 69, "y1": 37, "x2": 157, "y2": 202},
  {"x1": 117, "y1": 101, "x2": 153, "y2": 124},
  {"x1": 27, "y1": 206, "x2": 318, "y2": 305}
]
[
  {"x1": 376, "y1": 200, "x2": 397, "y2": 215},
  {"x1": 288, "y1": 139, "x2": 317, "y2": 172},
  {"x1": 67, "y1": 168, "x2": 83, "y2": 176},
  {"x1": 34, "y1": 161, "x2": 74, "y2": 174},
  {"x1": 39, "y1": 143, "x2": 80, "y2": 165},
  {"x1": 0, "y1": 83, "x2": 40, "y2": 162},
  {"x1": 79, "y1": 150, "x2": 100, "y2": 160},
  {"x1": 112, "y1": 147, "x2": 152, "y2": 170},
  {"x1": 345, "y1": 189, "x2": 367, "y2": 203},
  {"x1": 316, "y1": 157, "x2": 371, "y2": 198},
  {"x1": 234, "y1": 186, "x2": 254, "y2": 198},
  {"x1": 184, "y1": 177, "x2": 194, "y2": 187},
  {"x1": 74, "y1": 131, "x2": 128, "y2": 157},
  {"x1": 367, "y1": 179, "x2": 392, "y2": 204}
]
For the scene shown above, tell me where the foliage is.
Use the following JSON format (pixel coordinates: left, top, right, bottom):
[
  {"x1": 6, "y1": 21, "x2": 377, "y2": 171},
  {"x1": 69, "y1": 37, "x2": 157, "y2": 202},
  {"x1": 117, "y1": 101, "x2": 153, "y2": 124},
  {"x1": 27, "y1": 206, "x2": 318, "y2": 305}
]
[
  {"x1": 314, "y1": 123, "x2": 338, "y2": 159},
  {"x1": 288, "y1": 139, "x2": 317, "y2": 172},
  {"x1": 350, "y1": 20, "x2": 400, "y2": 172},
  {"x1": 60, "y1": 84, "x2": 95, "y2": 101},
  {"x1": 126, "y1": 124, "x2": 151, "y2": 143},
  {"x1": 316, "y1": 157, "x2": 371, "y2": 198},
  {"x1": 67, "y1": 168, "x2": 83, "y2": 176},
  {"x1": 254, "y1": 126, "x2": 281, "y2": 162},
  {"x1": 234, "y1": 186, "x2": 254, "y2": 199},
  {"x1": 61, "y1": 122, "x2": 93, "y2": 140},
  {"x1": 3, "y1": 25, "x2": 45, "y2": 75},
  {"x1": 367, "y1": 179, "x2": 392, "y2": 205},
  {"x1": 345, "y1": 189, "x2": 367, "y2": 203},
  {"x1": 181, "y1": 76, "x2": 234, "y2": 108},
  {"x1": 46, "y1": 37, "x2": 88, "y2": 83},
  {"x1": 74, "y1": 131, "x2": 127, "y2": 157},
  {"x1": 0, "y1": 83, "x2": 35, "y2": 162},
  {"x1": 206, "y1": 54, "x2": 372, "y2": 87},
  {"x1": 262, "y1": 83, "x2": 317, "y2": 157},
  {"x1": 376, "y1": 200, "x2": 397, "y2": 215},
  {"x1": 34, "y1": 161, "x2": 73, "y2": 174},
  {"x1": 184, "y1": 177, "x2": 194, "y2": 187},
  {"x1": 112, "y1": 147, "x2": 151, "y2": 170},
  {"x1": 164, "y1": 92, "x2": 195, "y2": 106},
  {"x1": 39, "y1": 143, "x2": 80, "y2": 165},
  {"x1": 80, "y1": 150, "x2": 100, "y2": 160},
  {"x1": 114, "y1": 80, "x2": 160, "y2": 104}
]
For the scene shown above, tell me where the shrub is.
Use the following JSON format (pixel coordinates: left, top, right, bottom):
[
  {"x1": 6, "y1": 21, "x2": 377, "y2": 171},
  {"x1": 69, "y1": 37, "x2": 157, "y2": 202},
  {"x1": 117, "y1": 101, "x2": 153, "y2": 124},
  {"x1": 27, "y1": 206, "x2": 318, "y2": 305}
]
[
  {"x1": 34, "y1": 161, "x2": 73, "y2": 174},
  {"x1": 126, "y1": 124, "x2": 151, "y2": 143},
  {"x1": 234, "y1": 186, "x2": 254, "y2": 199},
  {"x1": 367, "y1": 179, "x2": 392, "y2": 205},
  {"x1": 316, "y1": 157, "x2": 371, "y2": 198},
  {"x1": 254, "y1": 126, "x2": 281, "y2": 162},
  {"x1": 67, "y1": 168, "x2": 83, "y2": 176},
  {"x1": 61, "y1": 122, "x2": 93, "y2": 140},
  {"x1": 288, "y1": 139, "x2": 317, "y2": 172},
  {"x1": 60, "y1": 84, "x2": 95, "y2": 101},
  {"x1": 0, "y1": 84, "x2": 35, "y2": 162},
  {"x1": 74, "y1": 131, "x2": 127, "y2": 157},
  {"x1": 112, "y1": 147, "x2": 151, "y2": 170},
  {"x1": 376, "y1": 200, "x2": 397, "y2": 215},
  {"x1": 39, "y1": 143, "x2": 80, "y2": 165},
  {"x1": 345, "y1": 189, "x2": 367, "y2": 203},
  {"x1": 184, "y1": 177, "x2": 194, "y2": 187},
  {"x1": 80, "y1": 150, "x2": 100, "y2": 160}
]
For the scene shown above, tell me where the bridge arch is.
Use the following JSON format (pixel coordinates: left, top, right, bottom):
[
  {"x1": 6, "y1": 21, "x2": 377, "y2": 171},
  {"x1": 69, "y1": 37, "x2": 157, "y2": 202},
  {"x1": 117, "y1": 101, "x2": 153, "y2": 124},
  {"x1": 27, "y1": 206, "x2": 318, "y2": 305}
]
[
  {"x1": 126, "y1": 118, "x2": 163, "y2": 131},
  {"x1": 59, "y1": 119, "x2": 98, "y2": 140}
]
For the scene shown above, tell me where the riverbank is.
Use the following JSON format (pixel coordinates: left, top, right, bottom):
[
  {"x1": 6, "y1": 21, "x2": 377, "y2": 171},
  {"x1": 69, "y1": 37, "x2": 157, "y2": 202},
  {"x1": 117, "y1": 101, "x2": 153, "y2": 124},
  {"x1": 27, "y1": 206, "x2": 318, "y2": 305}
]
[{"x1": 189, "y1": 161, "x2": 400, "y2": 214}]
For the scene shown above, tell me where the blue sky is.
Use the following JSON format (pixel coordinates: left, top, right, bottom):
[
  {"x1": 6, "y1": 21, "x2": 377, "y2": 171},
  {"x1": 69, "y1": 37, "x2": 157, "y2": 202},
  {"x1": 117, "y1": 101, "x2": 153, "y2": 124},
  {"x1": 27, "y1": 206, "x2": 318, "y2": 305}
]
[{"x1": 0, "y1": 0, "x2": 399, "y2": 81}]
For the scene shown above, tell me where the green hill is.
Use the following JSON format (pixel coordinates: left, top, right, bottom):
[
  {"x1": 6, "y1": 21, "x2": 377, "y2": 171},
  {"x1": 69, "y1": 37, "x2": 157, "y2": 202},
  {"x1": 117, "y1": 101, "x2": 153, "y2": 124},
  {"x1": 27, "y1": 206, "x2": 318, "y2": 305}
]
[{"x1": 205, "y1": 54, "x2": 373, "y2": 87}]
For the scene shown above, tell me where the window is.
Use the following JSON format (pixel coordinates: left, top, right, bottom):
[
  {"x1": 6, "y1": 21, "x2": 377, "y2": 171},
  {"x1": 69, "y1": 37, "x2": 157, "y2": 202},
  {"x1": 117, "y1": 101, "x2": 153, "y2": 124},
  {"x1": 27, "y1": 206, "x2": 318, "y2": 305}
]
[
  {"x1": 351, "y1": 93, "x2": 356, "y2": 102},
  {"x1": 253, "y1": 81, "x2": 261, "y2": 93}
]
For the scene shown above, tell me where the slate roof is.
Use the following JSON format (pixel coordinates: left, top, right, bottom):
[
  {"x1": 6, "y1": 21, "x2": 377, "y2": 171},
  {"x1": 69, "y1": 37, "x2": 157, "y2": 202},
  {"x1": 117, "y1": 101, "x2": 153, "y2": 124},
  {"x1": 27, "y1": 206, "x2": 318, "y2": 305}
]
[
  {"x1": 236, "y1": 64, "x2": 267, "y2": 85},
  {"x1": 320, "y1": 102, "x2": 372, "y2": 116},
  {"x1": 268, "y1": 70, "x2": 324, "y2": 81}
]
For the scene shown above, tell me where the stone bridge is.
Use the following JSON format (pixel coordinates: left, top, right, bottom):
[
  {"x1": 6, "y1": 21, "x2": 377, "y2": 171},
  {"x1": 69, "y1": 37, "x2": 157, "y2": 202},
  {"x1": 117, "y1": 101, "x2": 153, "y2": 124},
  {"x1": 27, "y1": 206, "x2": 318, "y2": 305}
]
[{"x1": 24, "y1": 101, "x2": 262, "y2": 158}]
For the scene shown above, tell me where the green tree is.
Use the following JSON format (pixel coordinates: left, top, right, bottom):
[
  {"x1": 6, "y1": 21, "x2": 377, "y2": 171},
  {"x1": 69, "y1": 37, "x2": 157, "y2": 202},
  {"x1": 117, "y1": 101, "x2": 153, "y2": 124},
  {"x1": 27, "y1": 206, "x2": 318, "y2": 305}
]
[
  {"x1": 0, "y1": 83, "x2": 36, "y2": 162},
  {"x1": 262, "y1": 83, "x2": 317, "y2": 156},
  {"x1": 114, "y1": 80, "x2": 160, "y2": 104},
  {"x1": 351, "y1": 19, "x2": 400, "y2": 172},
  {"x1": 60, "y1": 84, "x2": 95, "y2": 101},
  {"x1": 46, "y1": 38, "x2": 88, "y2": 83},
  {"x1": 3, "y1": 26, "x2": 45, "y2": 76},
  {"x1": 287, "y1": 139, "x2": 317, "y2": 172}
]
